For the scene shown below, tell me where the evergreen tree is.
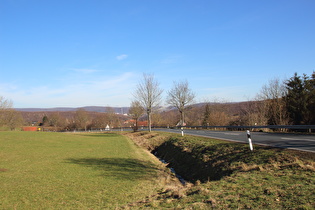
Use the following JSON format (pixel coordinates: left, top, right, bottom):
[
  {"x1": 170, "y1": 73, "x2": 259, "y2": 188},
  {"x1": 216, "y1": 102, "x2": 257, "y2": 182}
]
[
  {"x1": 41, "y1": 115, "x2": 49, "y2": 126},
  {"x1": 307, "y1": 72, "x2": 315, "y2": 124},
  {"x1": 285, "y1": 72, "x2": 314, "y2": 125}
]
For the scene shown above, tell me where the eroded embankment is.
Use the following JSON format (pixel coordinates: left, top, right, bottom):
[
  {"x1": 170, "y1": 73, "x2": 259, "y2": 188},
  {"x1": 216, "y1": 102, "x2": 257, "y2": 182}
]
[{"x1": 125, "y1": 131, "x2": 315, "y2": 183}]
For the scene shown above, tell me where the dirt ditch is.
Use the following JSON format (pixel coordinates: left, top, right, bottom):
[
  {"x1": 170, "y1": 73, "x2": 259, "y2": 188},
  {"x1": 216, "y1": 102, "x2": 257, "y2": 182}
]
[
  {"x1": 125, "y1": 131, "x2": 315, "y2": 184},
  {"x1": 125, "y1": 131, "x2": 234, "y2": 183}
]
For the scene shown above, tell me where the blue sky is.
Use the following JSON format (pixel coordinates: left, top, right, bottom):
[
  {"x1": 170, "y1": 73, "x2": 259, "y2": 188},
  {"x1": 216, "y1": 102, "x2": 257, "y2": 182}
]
[{"x1": 1, "y1": 0, "x2": 314, "y2": 108}]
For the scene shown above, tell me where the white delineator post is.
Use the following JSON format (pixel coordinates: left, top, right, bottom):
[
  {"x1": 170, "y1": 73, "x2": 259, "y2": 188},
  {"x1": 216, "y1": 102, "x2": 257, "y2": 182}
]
[
  {"x1": 181, "y1": 127, "x2": 184, "y2": 136},
  {"x1": 247, "y1": 130, "x2": 253, "y2": 151}
]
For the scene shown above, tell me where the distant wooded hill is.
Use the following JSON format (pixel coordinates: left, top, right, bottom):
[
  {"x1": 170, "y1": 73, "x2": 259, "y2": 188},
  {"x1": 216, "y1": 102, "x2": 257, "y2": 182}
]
[
  {"x1": 14, "y1": 102, "x2": 245, "y2": 114},
  {"x1": 15, "y1": 106, "x2": 130, "y2": 114},
  {"x1": 14, "y1": 101, "x2": 254, "y2": 129}
]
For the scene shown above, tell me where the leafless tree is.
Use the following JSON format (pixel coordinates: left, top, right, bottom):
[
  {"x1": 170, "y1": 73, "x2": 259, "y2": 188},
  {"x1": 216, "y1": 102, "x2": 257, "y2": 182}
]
[
  {"x1": 0, "y1": 96, "x2": 13, "y2": 110},
  {"x1": 105, "y1": 107, "x2": 119, "y2": 128},
  {"x1": 258, "y1": 78, "x2": 289, "y2": 126},
  {"x1": 133, "y1": 73, "x2": 163, "y2": 132},
  {"x1": 48, "y1": 112, "x2": 66, "y2": 130},
  {"x1": 166, "y1": 80, "x2": 195, "y2": 126},
  {"x1": 200, "y1": 98, "x2": 231, "y2": 127},
  {"x1": 129, "y1": 100, "x2": 144, "y2": 131},
  {"x1": 157, "y1": 110, "x2": 178, "y2": 127},
  {"x1": 91, "y1": 113, "x2": 108, "y2": 130},
  {"x1": 74, "y1": 108, "x2": 90, "y2": 131},
  {"x1": 0, "y1": 97, "x2": 25, "y2": 130},
  {"x1": 240, "y1": 99, "x2": 268, "y2": 127},
  {"x1": 4, "y1": 109, "x2": 24, "y2": 130}
]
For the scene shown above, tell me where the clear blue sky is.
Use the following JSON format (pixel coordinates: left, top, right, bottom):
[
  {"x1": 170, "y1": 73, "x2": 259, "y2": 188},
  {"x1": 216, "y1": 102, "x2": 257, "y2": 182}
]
[{"x1": 1, "y1": 0, "x2": 314, "y2": 108}]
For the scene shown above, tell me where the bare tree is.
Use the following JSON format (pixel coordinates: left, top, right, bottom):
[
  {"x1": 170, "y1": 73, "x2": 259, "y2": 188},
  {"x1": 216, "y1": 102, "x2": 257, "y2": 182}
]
[
  {"x1": 91, "y1": 113, "x2": 108, "y2": 130},
  {"x1": 0, "y1": 96, "x2": 15, "y2": 129},
  {"x1": 48, "y1": 112, "x2": 66, "y2": 130},
  {"x1": 240, "y1": 99, "x2": 268, "y2": 127},
  {"x1": 133, "y1": 73, "x2": 163, "y2": 132},
  {"x1": 105, "y1": 107, "x2": 118, "y2": 128},
  {"x1": 167, "y1": 80, "x2": 195, "y2": 126},
  {"x1": 0, "y1": 96, "x2": 13, "y2": 110},
  {"x1": 128, "y1": 100, "x2": 144, "y2": 131},
  {"x1": 240, "y1": 78, "x2": 289, "y2": 130},
  {"x1": 4, "y1": 109, "x2": 24, "y2": 130},
  {"x1": 258, "y1": 78, "x2": 289, "y2": 126},
  {"x1": 199, "y1": 98, "x2": 232, "y2": 127},
  {"x1": 74, "y1": 108, "x2": 90, "y2": 131},
  {"x1": 158, "y1": 110, "x2": 178, "y2": 127}
]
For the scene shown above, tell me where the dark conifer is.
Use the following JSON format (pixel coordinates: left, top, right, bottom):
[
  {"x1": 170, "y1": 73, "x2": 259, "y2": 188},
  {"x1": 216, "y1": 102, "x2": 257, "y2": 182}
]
[{"x1": 285, "y1": 72, "x2": 314, "y2": 125}]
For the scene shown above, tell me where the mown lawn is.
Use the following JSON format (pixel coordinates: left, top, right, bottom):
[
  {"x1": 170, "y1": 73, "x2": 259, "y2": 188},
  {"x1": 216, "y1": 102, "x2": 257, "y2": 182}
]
[{"x1": 0, "y1": 131, "x2": 161, "y2": 209}]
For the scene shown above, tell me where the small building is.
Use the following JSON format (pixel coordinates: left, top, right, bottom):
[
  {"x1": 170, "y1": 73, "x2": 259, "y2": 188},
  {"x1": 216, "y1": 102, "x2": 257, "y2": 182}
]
[{"x1": 22, "y1": 126, "x2": 38, "y2": 131}]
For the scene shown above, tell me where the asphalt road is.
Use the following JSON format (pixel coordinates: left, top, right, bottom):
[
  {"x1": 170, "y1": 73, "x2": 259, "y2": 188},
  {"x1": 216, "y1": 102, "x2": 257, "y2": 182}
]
[{"x1": 154, "y1": 128, "x2": 315, "y2": 153}]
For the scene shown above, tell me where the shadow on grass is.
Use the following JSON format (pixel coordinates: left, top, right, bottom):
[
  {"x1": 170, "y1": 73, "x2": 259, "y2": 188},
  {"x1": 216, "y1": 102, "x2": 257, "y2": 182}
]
[
  {"x1": 153, "y1": 140, "x2": 288, "y2": 182},
  {"x1": 65, "y1": 157, "x2": 159, "y2": 180}
]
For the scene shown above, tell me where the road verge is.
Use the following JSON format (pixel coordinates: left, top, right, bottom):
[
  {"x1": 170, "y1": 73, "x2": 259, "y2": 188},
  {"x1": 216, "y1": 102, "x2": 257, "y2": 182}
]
[{"x1": 124, "y1": 131, "x2": 315, "y2": 209}]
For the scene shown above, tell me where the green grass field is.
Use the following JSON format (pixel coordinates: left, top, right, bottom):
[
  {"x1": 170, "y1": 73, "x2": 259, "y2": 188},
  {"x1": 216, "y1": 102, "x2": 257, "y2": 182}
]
[
  {"x1": 2, "y1": 131, "x2": 314, "y2": 209},
  {"x1": 0, "y1": 131, "x2": 162, "y2": 209}
]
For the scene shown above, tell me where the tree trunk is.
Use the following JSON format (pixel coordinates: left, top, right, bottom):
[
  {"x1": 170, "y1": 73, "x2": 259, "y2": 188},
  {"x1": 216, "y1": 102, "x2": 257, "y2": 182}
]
[
  {"x1": 147, "y1": 110, "x2": 152, "y2": 132},
  {"x1": 180, "y1": 110, "x2": 185, "y2": 126},
  {"x1": 134, "y1": 118, "x2": 138, "y2": 132}
]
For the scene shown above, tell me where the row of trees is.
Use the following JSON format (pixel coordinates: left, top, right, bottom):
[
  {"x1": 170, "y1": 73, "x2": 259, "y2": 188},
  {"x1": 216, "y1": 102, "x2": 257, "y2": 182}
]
[
  {"x1": 242, "y1": 72, "x2": 315, "y2": 127},
  {"x1": 32, "y1": 108, "x2": 125, "y2": 131},
  {"x1": 130, "y1": 74, "x2": 195, "y2": 131},
  {"x1": 0, "y1": 71, "x2": 314, "y2": 131},
  {"x1": 130, "y1": 72, "x2": 314, "y2": 132},
  {"x1": 0, "y1": 100, "x2": 127, "y2": 131}
]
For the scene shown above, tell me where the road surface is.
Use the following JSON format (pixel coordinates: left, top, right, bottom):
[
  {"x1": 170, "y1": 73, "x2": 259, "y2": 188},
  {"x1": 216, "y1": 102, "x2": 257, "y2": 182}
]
[{"x1": 154, "y1": 128, "x2": 315, "y2": 153}]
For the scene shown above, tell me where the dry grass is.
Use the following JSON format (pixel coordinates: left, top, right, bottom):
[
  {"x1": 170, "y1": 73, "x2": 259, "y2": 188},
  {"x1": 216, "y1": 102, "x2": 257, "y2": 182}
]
[
  {"x1": 124, "y1": 131, "x2": 169, "y2": 151},
  {"x1": 124, "y1": 131, "x2": 315, "y2": 209}
]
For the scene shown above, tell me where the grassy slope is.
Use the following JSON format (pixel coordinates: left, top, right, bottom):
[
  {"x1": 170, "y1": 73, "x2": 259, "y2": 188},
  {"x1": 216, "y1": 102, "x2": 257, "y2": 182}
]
[
  {"x1": 0, "y1": 131, "x2": 165, "y2": 209},
  {"x1": 125, "y1": 131, "x2": 315, "y2": 209}
]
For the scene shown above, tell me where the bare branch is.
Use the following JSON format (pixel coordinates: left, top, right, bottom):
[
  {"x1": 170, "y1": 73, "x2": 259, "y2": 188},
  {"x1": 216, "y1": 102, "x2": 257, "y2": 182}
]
[
  {"x1": 0, "y1": 96, "x2": 13, "y2": 110},
  {"x1": 129, "y1": 100, "x2": 144, "y2": 131},
  {"x1": 166, "y1": 80, "x2": 195, "y2": 126},
  {"x1": 133, "y1": 73, "x2": 163, "y2": 131}
]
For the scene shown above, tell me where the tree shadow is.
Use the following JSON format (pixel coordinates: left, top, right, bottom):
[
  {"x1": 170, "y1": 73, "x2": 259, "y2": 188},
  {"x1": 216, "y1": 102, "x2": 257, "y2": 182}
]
[
  {"x1": 153, "y1": 141, "x2": 289, "y2": 183},
  {"x1": 65, "y1": 158, "x2": 159, "y2": 180}
]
